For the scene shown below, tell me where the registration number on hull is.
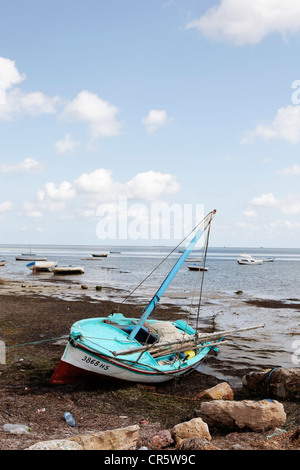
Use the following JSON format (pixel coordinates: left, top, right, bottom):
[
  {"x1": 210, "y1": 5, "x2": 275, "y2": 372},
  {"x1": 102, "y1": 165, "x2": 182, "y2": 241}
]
[{"x1": 81, "y1": 355, "x2": 109, "y2": 371}]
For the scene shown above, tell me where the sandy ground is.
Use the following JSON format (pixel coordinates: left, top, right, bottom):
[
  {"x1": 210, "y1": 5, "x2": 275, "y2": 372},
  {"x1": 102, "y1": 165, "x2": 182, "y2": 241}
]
[{"x1": 0, "y1": 278, "x2": 299, "y2": 451}]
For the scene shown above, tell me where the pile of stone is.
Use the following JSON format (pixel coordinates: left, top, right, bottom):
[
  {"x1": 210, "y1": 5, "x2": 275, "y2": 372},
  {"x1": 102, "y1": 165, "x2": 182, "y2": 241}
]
[{"x1": 20, "y1": 367, "x2": 299, "y2": 450}]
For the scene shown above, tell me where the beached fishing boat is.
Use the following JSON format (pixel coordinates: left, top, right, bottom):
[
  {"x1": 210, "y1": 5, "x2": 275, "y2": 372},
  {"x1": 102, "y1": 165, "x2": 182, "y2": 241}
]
[
  {"x1": 27, "y1": 261, "x2": 58, "y2": 272},
  {"x1": 51, "y1": 210, "x2": 264, "y2": 385},
  {"x1": 53, "y1": 266, "x2": 84, "y2": 275}
]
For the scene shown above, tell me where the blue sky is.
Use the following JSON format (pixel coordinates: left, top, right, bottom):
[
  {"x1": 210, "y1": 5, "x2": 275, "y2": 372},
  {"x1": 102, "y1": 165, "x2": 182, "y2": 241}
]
[{"x1": 1, "y1": 0, "x2": 300, "y2": 247}]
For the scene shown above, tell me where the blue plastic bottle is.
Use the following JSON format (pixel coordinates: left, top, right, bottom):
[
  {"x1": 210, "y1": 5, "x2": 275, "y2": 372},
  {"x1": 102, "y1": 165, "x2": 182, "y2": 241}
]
[{"x1": 64, "y1": 412, "x2": 76, "y2": 427}]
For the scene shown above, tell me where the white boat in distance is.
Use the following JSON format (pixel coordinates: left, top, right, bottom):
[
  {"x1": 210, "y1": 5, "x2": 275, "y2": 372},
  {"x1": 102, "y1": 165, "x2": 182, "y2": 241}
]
[
  {"x1": 188, "y1": 265, "x2": 208, "y2": 271},
  {"x1": 27, "y1": 261, "x2": 58, "y2": 272},
  {"x1": 237, "y1": 254, "x2": 263, "y2": 265},
  {"x1": 16, "y1": 255, "x2": 47, "y2": 261},
  {"x1": 92, "y1": 253, "x2": 108, "y2": 257},
  {"x1": 53, "y1": 266, "x2": 84, "y2": 275}
]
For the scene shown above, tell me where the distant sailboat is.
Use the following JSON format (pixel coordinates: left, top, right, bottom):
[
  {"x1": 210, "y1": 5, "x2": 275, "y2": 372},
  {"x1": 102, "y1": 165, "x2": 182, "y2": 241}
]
[{"x1": 16, "y1": 246, "x2": 46, "y2": 261}]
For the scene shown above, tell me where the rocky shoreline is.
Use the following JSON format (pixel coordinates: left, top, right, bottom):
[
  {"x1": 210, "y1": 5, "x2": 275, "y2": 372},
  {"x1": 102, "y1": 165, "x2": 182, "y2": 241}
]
[{"x1": 0, "y1": 279, "x2": 299, "y2": 451}]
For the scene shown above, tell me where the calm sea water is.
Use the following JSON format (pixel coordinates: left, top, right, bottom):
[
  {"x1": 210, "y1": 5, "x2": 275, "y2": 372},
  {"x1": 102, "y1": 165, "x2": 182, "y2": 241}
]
[{"x1": 1, "y1": 244, "x2": 299, "y2": 384}]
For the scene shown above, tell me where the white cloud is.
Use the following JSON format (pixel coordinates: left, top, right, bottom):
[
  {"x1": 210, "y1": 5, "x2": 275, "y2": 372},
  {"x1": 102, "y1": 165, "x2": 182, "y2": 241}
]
[
  {"x1": 60, "y1": 90, "x2": 122, "y2": 138},
  {"x1": 55, "y1": 133, "x2": 81, "y2": 154},
  {"x1": 23, "y1": 203, "x2": 43, "y2": 218},
  {"x1": 37, "y1": 181, "x2": 76, "y2": 202},
  {"x1": 251, "y1": 192, "x2": 278, "y2": 206},
  {"x1": 0, "y1": 158, "x2": 45, "y2": 176},
  {"x1": 186, "y1": 0, "x2": 300, "y2": 46},
  {"x1": 283, "y1": 220, "x2": 300, "y2": 228},
  {"x1": 281, "y1": 203, "x2": 300, "y2": 215},
  {"x1": 0, "y1": 57, "x2": 25, "y2": 91},
  {"x1": 280, "y1": 194, "x2": 300, "y2": 215},
  {"x1": 277, "y1": 164, "x2": 300, "y2": 176},
  {"x1": 74, "y1": 168, "x2": 180, "y2": 202},
  {"x1": 242, "y1": 105, "x2": 300, "y2": 144},
  {"x1": 26, "y1": 169, "x2": 180, "y2": 220},
  {"x1": 243, "y1": 208, "x2": 257, "y2": 218},
  {"x1": 126, "y1": 171, "x2": 180, "y2": 200},
  {"x1": 25, "y1": 182, "x2": 75, "y2": 218},
  {"x1": 0, "y1": 87, "x2": 61, "y2": 120},
  {"x1": 243, "y1": 192, "x2": 300, "y2": 219},
  {"x1": 0, "y1": 201, "x2": 13, "y2": 212},
  {"x1": 235, "y1": 220, "x2": 256, "y2": 230},
  {"x1": 74, "y1": 169, "x2": 119, "y2": 199},
  {"x1": 0, "y1": 56, "x2": 60, "y2": 119},
  {"x1": 142, "y1": 110, "x2": 168, "y2": 133}
]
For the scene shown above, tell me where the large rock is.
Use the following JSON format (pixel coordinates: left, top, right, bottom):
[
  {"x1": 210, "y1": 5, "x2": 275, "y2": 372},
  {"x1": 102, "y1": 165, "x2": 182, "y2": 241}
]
[
  {"x1": 0, "y1": 340, "x2": 5, "y2": 364},
  {"x1": 193, "y1": 382, "x2": 234, "y2": 401},
  {"x1": 199, "y1": 399, "x2": 286, "y2": 432},
  {"x1": 242, "y1": 368, "x2": 300, "y2": 399},
  {"x1": 177, "y1": 437, "x2": 219, "y2": 451},
  {"x1": 172, "y1": 418, "x2": 211, "y2": 445},
  {"x1": 148, "y1": 430, "x2": 174, "y2": 449},
  {"x1": 70, "y1": 424, "x2": 139, "y2": 450},
  {"x1": 26, "y1": 439, "x2": 83, "y2": 450}
]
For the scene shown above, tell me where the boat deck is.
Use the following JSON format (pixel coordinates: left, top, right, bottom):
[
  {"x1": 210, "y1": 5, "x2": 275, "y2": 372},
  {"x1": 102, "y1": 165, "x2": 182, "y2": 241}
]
[{"x1": 68, "y1": 314, "x2": 210, "y2": 372}]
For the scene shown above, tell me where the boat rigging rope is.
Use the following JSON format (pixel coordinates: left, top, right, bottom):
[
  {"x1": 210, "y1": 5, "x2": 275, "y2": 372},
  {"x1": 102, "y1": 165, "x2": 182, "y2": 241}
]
[
  {"x1": 119, "y1": 213, "x2": 210, "y2": 307},
  {"x1": 195, "y1": 221, "x2": 211, "y2": 331},
  {"x1": 187, "y1": 233, "x2": 207, "y2": 317},
  {"x1": 0, "y1": 335, "x2": 69, "y2": 350}
]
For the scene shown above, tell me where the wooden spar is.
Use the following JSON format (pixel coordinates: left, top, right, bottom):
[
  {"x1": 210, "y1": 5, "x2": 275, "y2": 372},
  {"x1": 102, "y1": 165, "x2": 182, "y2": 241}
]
[
  {"x1": 195, "y1": 323, "x2": 265, "y2": 342},
  {"x1": 150, "y1": 340, "x2": 229, "y2": 358},
  {"x1": 112, "y1": 323, "x2": 265, "y2": 357}
]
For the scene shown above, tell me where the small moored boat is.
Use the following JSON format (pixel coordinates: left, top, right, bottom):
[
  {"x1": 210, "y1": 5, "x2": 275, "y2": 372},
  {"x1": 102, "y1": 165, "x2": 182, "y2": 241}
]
[
  {"x1": 92, "y1": 253, "x2": 108, "y2": 257},
  {"x1": 0, "y1": 260, "x2": 7, "y2": 266},
  {"x1": 27, "y1": 261, "x2": 58, "y2": 272},
  {"x1": 16, "y1": 255, "x2": 47, "y2": 261},
  {"x1": 188, "y1": 265, "x2": 208, "y2": 271},
  {"x1": 53, "y1": 266, "x2": 84, "y2": 275},
  {"x1": 237, "y1": 254, "x2": 263, "y2": 265}
]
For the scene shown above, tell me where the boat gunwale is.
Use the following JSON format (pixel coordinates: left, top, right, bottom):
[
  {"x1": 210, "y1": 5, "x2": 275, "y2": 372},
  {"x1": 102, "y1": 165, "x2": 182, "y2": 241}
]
[{"x1": 65, "y1": 339, "x2": 212, "y2": 377}]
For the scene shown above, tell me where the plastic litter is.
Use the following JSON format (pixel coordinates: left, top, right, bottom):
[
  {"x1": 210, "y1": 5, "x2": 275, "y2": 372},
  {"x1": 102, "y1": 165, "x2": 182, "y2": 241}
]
[
  {"x1": 266, "y1": 429, "x2": 287, "y2": 440},
  {"x1": 64, "y1": 411, "x2": 76, "y2": 427},
  {"x1": 3, "y1": 424, "x2": 31, "y2": 434},
  {"x1": 36, "y1": 408, "x2": 46, "y2": 413}
]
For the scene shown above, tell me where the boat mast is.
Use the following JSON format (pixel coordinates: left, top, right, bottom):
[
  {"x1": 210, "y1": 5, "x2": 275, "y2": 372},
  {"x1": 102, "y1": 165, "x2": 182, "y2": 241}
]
[{"x1": 128, "y1": 209, "x2": 216, "y2": 340}]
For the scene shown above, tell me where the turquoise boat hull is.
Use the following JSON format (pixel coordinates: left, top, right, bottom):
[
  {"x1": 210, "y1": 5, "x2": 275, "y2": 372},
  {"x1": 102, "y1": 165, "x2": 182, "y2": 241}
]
[{"x1": 50, "y1": 313, "x2": 215, "y2": 384}]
